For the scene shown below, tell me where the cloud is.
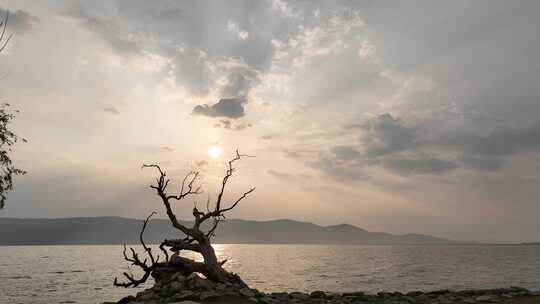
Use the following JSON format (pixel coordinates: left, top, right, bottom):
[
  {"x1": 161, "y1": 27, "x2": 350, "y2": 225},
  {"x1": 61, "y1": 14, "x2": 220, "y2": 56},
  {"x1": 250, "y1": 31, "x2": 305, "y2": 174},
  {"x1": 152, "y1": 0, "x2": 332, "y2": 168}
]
[
  {"x1": 383, "y1": 158, "x2": 457, "y2": 175},
  {"x1": 0, "y1": 7, "x2": 39, "y2": 33},
  {"x1": 437, "y1": 124, "x2": 540, "y2": 171},
  {"x1": 139, "y1": 146, "x2": 175, "y2": 154},
  {"x1": 66, "y1": 6, "x2": 142, "y2": 55},
  {"x1": 195, "y1": 160, "x2": 208, "y2": 167},
  {"x1": 330, "y1": 145, "x2": 362, "y2": 160},
  {"x1": 103, "y1": 107, "x2": 120, "y2": 115},
  {"x1": 356, "y1": 113, "x2": 419, "y2": 157},
  {"x1": 214, "y1": 119, "x2": 232, "y2": 129},
  {"x1": 213, "y1": 119, "x2": 252, "y2": 131},
  {"x1": 220, "y1": 67, "x2": 258, "y2": 98},
  {"x1": 261, "y1": 134, "x2": 276, "y2": 140},
  {"x1": 307, "y1": 157, "x2": 370, "y2": 182},
  {"x1": 267, "y1": 169, "x2": 293, "y2": 180},
  {"x1": 309, "y1": 112, "x2": 540, "y2": 180},
  {"x1": 193, "y1": 98, "x2": 246, "y2": 119},
  {"x1": 66, "y1": 1, "x2": 295, "y2": 96}
]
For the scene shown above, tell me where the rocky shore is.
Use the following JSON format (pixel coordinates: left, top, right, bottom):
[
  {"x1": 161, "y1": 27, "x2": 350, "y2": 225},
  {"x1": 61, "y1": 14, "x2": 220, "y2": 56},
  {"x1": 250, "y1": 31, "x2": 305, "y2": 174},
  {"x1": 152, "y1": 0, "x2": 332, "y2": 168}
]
[{"x1": 105, "y1": 270, "x2": 540, "y2": 304}]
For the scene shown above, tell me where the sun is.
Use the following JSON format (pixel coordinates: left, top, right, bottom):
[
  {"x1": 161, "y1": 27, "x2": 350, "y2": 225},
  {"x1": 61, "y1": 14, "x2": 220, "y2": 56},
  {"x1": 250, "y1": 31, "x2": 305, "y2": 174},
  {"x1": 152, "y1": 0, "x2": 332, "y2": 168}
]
[{"x1": 207, "y1": 145, "x2": 221, "y2": 159}]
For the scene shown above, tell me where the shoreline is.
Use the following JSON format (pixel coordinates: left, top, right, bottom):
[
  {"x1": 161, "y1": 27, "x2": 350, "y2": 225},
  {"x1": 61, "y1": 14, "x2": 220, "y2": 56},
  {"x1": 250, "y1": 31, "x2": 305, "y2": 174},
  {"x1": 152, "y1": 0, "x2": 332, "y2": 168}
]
[{"x1": 105, "y1": 272, "x2": 540, "y2": 304}]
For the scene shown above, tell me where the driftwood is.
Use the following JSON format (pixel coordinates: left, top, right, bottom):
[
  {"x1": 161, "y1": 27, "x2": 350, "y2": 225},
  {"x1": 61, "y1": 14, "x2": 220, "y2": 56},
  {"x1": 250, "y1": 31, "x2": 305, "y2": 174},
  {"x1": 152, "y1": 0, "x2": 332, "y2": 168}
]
[{"x1": 114, "y1": 150, "x2": 254, "y2": 287}]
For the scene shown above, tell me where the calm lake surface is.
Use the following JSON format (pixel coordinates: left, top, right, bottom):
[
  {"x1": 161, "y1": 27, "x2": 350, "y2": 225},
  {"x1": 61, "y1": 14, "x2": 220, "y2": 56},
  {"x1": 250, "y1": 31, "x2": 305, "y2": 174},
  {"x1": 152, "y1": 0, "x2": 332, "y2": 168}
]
[{"x1": 1, "y1": 244, "x2": 539, "y2": 304}]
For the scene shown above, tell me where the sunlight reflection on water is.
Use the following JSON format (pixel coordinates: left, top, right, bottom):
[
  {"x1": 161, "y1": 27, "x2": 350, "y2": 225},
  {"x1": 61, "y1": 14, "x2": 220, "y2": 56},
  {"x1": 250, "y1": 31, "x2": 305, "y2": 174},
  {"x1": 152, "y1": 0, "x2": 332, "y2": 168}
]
[{"x1": 1, "y1": 244, "x2": 540, "y2": 304}]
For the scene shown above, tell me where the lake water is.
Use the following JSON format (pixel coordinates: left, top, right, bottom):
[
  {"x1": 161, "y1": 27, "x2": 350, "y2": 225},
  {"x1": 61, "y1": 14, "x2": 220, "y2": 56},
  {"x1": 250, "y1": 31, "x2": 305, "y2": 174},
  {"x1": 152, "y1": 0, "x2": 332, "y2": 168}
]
[{"x1": 1, "y1": 244, "x2": 539, "y2": 304}]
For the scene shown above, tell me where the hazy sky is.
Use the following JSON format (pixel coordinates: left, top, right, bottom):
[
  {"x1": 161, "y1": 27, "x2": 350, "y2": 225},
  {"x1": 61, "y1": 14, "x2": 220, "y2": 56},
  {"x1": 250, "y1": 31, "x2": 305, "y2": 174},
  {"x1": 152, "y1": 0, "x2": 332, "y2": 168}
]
[{"x1": 1, "y1": 0, "x2": 540, "y2": 242}]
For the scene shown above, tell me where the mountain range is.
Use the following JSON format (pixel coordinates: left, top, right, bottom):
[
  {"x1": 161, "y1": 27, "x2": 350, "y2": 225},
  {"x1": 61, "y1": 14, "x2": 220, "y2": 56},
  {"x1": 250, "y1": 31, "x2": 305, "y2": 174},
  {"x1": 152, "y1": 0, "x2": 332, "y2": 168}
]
[{"x1": 0, "y1": 217, "x2": 463, "y2": 245}]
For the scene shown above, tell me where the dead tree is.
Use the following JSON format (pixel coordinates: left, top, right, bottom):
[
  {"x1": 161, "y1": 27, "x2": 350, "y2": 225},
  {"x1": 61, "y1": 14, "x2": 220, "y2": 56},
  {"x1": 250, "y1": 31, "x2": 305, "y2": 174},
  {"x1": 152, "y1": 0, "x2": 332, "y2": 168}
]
[
  {"x1": 0, "y1": 11, "x2": 13, "y2": 53},
  {"x1": 114, "y1": 150, "x2": 255, "y2": 287}
]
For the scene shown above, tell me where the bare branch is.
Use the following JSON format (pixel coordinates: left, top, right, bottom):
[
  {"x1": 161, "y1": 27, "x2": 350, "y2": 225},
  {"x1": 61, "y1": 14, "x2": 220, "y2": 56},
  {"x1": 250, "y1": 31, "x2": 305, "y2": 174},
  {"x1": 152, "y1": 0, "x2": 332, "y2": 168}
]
[
  {"x1": 0, "y1": 11, "x2": 13, "y2": 53},
  {"x1": 142, "y1": 164, "x2": 194, "y2": 237},
  {"x1": 114, "y1": 212, "x2": 160, "y2": 288},
  {"x1": 121, "y1": 150, "x2": 255, "y2": 285},
  {"x1": 140, "y1": 212, "x2": 157, "y2": 265},
  {"x1": 195, "y1": 150, "x2": 255, "y2": 230},
  {"x1": 220, "y1": 187, "x2": 256, "y2": 214}
]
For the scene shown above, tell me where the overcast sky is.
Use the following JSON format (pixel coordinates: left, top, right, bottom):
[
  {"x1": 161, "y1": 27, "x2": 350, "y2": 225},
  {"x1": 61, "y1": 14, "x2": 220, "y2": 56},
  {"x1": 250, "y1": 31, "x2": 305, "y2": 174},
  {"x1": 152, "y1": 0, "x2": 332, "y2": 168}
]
[{"x1": 1, "y1": 0, "x2": 539, "y2": 242}]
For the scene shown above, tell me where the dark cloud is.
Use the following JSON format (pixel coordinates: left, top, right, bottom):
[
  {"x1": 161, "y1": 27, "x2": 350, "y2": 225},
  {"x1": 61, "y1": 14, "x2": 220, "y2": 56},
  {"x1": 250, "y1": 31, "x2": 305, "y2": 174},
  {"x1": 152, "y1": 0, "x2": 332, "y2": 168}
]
[
  {"x1": 458, "y1": 154, "x2": 504, "y2": 172},
  {"x1": 0, "y1": 7, "x2": 39, "y2": 33},
  {"x1": 220, "y1": 67, "x2": 258, "y2": 98},
  {"x1": 330, "y1": 145, "x2": 362, "y2": 160},
  {"x1": 358, "y1": 113, "x2": 419, "y2": 157},
  {"x1": 103, "y1": 107, "x2": 120, "y2": 115},
  {"x1": 67, "y1": 1, "x2": 296, "y2": 96},
  {"x1": 310, "y1": 114, "x2": 540, "y2": 180},
  {"x1": 67, "y1": 6, "x2": 142, "y2": 55},
  {"x1": 307, "y1": 157, "x2": 370, "y2": 182},
  {"x1": 383, "y1": 158, "x2": 457, "y2": 175},
  {"x1": 438, "y1": 124, "x2": 540, "y2": 170},
  {"x1": 160, "y1": 146, "x2": 174, "y2": 152},
  {"x1": 193, "y1": 98, "x2": 246, "y2": 119}
]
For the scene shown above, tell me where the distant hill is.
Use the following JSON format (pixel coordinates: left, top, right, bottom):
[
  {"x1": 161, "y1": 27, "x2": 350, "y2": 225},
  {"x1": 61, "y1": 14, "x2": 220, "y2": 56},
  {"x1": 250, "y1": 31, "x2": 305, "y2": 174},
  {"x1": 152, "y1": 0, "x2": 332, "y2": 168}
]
[{"x1": 0, "y1": 217, "x2": 463, "y2": 245}]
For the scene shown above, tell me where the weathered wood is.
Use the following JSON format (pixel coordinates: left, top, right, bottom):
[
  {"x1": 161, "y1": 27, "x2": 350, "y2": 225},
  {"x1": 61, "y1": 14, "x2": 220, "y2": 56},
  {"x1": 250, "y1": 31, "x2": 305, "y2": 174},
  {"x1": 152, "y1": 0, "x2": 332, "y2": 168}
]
[{"x1": 114, "y1": 150, "x2": 254, "y2": 288}]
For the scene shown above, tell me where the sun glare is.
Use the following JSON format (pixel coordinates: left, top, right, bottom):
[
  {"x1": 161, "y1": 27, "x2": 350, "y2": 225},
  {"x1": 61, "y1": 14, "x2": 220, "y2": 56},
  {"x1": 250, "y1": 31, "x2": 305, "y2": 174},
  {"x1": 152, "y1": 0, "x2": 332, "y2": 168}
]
[{"x1": 207, "y1": 145, "x2": 221, "y2": 159}]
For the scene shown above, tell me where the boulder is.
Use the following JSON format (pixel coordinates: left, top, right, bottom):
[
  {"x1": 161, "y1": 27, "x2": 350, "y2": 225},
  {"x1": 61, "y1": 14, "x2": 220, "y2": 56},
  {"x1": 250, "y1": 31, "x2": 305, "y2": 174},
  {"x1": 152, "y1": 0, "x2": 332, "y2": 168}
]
[
  {"x1": 239, "y1": 288, "x2": 256, "y2": 298},
  {"x1": 310, "y1": 290, "x2": 326, "y2": 298}
]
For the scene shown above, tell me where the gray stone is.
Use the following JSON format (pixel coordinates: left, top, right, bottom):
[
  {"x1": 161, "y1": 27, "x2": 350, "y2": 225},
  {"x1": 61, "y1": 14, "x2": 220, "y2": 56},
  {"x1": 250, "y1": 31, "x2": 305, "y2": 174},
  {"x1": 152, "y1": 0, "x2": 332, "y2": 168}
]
[
  {"x1": 258, "y1": 296, "x2": 278, "y2": 304},
  {"x1": 172, "y1": 272, "x2": 187, "y2": 282},
  {"x1": 189, "y1": 277, "x2": 216, "y2": 290},
  {"x1": 310, "y1": 290, "x2": 326, "y2": 298},
  {"x1": 239, "y1": 288, "x2": 256, "y2": 298},
  {"x1": 271, "y1": 292, "x2": 290, "y2": 301},
  {"x1": 406, "y1": 291, "x2": 424, "y2": 297},
  {"x1": 169, "y1": 281, "x2": 183, "y2": 292},
  {"x1": 199, "y1": 291, "x2": 220, "y2": 301},
  {"x1": 170, "y1": 290, "x2": 197, "y2": 301},
  {"x1": 290, "y1": 292, "x2": 310, "y2": 300},
  {"x1": 215, "y1": 283, "x2": 227, "y2": 292},
  {"x1": 475, "y1": 295, "x2": 492, "y2": 302},
  {"x1": 167, "y1": 301, "x2": 200, "y2": 304}
]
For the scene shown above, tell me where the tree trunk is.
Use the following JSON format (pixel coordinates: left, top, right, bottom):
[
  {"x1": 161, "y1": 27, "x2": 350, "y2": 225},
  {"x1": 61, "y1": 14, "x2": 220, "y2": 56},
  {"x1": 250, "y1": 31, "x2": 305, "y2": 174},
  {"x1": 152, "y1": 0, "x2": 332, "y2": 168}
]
[{"x1": 199, "y1": 240, "x2": 228, "y2": 282}]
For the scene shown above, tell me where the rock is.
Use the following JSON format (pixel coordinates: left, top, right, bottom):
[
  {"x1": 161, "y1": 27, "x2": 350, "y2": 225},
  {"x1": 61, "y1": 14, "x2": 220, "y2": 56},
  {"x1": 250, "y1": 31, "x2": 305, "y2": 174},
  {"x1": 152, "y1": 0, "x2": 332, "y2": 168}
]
[
  {"x1": 258, "y1": 296, "x2": 277, "y2": 304},
  {"x1": 215, "y1": 283, "x2": 227, "y2": 292},
  {"x1": 290, "y1": 292, "x2": 310, "y2": 300},
  {"x1": 428, "y1": 289, "x2": 451, "y2": 296},
  {"x1": 271, "y1": 292, "x2": 290, "y2": 301},
  {"x1": 170, "y1": 290, "x2": 197, "y2": 301},
  {"x1": 310, "y1": 290, "x2": 326, "y2": 298},
  {"x1": 172, "y1": 272, "x2": 187, "y2": 282},
  {"x1": 169, "y1": 281, "x2": 184, "y2": 292},
  {"x1": 168, "y1": 301, "x2": 200, "y2": 304},
  {"x1": 199, "y1": 291, "x2": 220, "y2": 300},
  {"x1": 117, "y1": 296, "x2": 136, "y2": 304},
  {"x1": 475, "y1": 295, "x2": 492, "y2": 302},
  {"x1": 406, "y1": 291, "x2": 424, "y2": 297},
  {"x1": 240, "y1": 288, "x2": 257, "y2": 298},
  {"x1": 463, "y1": 297, "x2": 476, "y2": 304},
  {"x1": 188, "y1": 276, "x2": 216, "y2": 290}
]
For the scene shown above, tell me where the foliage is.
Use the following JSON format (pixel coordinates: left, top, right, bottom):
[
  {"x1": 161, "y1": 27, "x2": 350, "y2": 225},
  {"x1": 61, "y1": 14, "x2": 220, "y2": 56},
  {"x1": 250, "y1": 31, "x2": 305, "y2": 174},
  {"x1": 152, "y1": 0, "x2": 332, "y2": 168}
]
[{"x1": 0, "y1": 103, "x2": 25, "y2": 209}]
